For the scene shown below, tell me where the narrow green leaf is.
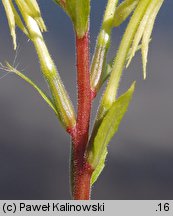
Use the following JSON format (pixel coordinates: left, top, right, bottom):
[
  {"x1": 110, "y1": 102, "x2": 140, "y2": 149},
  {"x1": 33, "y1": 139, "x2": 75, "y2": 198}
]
[
  {"x1": 91, "y1": 149, "x2": 108, "y2": 185},
  {"x1": 126, "y1": 0, "x2": 158, "y2": 69},
  {"x1": 15, "y1": 0, "x2": 47, "y2": 32},
  {"x1": 26, "y1": 0, "x2": 47, "y2": 32},
  {"x1": 3, "y1": 63, "x2": 58, "y2": 116},
  {"x1": 102, "y1": 0, "x2": 119, "y2": 31},
  {"x1": 99, "y1": 40, "x2": 151, "y2": 91},
  {"x1": 2, "y1": 0, "x2": 16, "y2": 49},
  {"x1": 113, "y1": 0, "x2": 139, "y2": 27},
  {"x1": 24, "y1": 0, "x2": 40, "y2": 17},
  {"x1": 14, "y1": 11, "x2": 76, "y2": 129},
  {"x1": 141, "y1": 0, "x2": 164, "y2": 79},
  {"x1": 88, "y1": 82, "x2": 135, "y2": 184},
  {"x1": 90, "y1": 0, "x2": 118, "y2": 94},
  {"x1": 9, "y1": 0, "x2": 29, "y2": 36},
  {"x1": 100, "y1": 59, "x2": 114, "y2": 88},
  {"x1": 98, "y1": 0, "x2": 151, "y2": 122}
]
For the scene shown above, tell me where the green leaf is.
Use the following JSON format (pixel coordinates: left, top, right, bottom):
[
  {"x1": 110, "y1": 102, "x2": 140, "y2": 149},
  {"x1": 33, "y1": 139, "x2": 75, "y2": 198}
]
[
  {"x1": 2, "y1": 0, "x2": 16, "y2": 49},
  {"x1": 98, "y1": 0, "x2": 151, "y2": 120},
  {"x1": 100, "y1": 59, "x2": 114, "y2": 88},
  {"x1": 66, "y1": 0, "x2": 90, "y2": 38},
  {"x1": 90, "y1": 0, "x2": 118, "y2": 94},
  {"x1": 91, "y1": 148, "x2": 108, "y2": 185},
  {"x1": 26, "y1": 0, "x2": 47, "y2": 32},
  {"x1": 141, "y1": 0, "x2": 164, "y2": 79},
  {"x1": 15, "y1": 0, "x2": 47, "y2": 32},
  {"x1": 113, "y1": 0, "x2": 140, "y2": 27},
  {"x1": 126, "y1": 0, "x2": 157, "y2": 69},
  {"x1": 3, "y1": 63, "x2": 58, "y2": 116},
  {"x1": 25, "y1": 0, "x2": 40, "y2": 17},
  {"x1": 99, "y1": 41, "x2": 149, "y2": 90},
  {"x1": 88, "y1": 82, "x2": 135, "y2": 184},
  {"x1": 9, "y1": 0, "x2": 29, "y2": 36},
  {"x1": 125, "y1": 0, "x2": 164, "y2": 79}
]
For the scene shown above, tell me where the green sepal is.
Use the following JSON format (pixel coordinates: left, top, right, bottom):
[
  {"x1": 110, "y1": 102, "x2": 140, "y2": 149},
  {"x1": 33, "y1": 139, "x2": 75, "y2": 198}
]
[
  {"x1": 3, "y1": 63, "x2": 58, "y2": 116},
  {"x1": 88, "y1": 82, "x2": 135, "y2": 184}
]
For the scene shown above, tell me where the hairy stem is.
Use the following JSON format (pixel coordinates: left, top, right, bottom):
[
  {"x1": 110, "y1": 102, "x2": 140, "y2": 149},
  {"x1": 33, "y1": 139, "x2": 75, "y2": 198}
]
[
  {"x1": 70, "y1": 31, "x2": 92, "y2": 200},
  {"x1": 70, "y1": 143, "x2": 93, "y2": 200},
  {"x1": 76, "y1": 32, "x2": 91, "y2": 147}
]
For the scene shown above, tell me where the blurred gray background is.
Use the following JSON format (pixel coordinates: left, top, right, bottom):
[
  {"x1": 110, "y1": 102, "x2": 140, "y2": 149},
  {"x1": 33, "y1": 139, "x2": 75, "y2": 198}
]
[{"x1": 0, "y1": 0, "x2": 173, "y2": 199}]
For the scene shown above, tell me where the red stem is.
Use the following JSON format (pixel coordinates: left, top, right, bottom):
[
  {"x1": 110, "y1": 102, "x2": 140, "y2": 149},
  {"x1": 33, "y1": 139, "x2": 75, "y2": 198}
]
[
  {"x1": 71, "y1": 147, "x2": 93, "y2": 200},
  {"x1": 70, "y1": 32, "x2": 93, "y2": 200},
  {"x1": 76, "y1": 32, "x2": 91, "y2": 147}
]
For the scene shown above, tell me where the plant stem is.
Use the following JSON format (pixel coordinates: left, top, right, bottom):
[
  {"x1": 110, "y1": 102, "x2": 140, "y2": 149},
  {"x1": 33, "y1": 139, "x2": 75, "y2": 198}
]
[
  {"x1": 76, "y1": 32, "x2": 91, "y2": 146},
  {"x1": 71, "y1": 145, "x2": 93, "y2": 200},
  {"x1": 70, "y1": 31, "x2": 92, "y2": 200}
]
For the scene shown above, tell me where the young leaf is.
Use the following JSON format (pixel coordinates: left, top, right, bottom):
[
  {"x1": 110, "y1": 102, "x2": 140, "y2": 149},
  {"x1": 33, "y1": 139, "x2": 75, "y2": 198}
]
[
  {"x1": 11, "y1": 6, "x2": 29, "y2": 36},
  {"x1": 97, "y1": 40, "x2": 151, "y2": 93},
  {"x1": 15, "y1": 0, "x2": 47, "y2": 32},
  {"x1": 10, "y1": 1, "x2": 76, "y2": 130},
  {"x1": 88, "y1": 82, "x2": 135, "y2": 183},
  {"x1": 2, "y1": 0, "x2": 16, "y2": 49},
  {"x1": 24, "y1": 0, "x2": 41, "y2": 17},
  {"x1": 113, "y1": 0, "x2": 140, "y2": 27},
  {"x1": 126, "y1": 0, "x2": 158, "y2": 69},
  {"x1": 90, "y1": 0, "x2": 118, "y2": 96},
  {"x1": 25, "y1": 0, "x2": 47, "y2": 32},
  {"x1": 2, "y1": 63, "x2": 58, "y2": 116},
  {"x1": 100, "y1": 59, "x2": 114, "y2": 88},
  {"x1": 91, "y1": 149, "x2": 108, "y2": 185},
  {"x1": 141, "y1": 0, "x2": 164, "y2": 79},
  {"x1": 98, "y1": 0, "x2": 151, "y2": 122}
]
